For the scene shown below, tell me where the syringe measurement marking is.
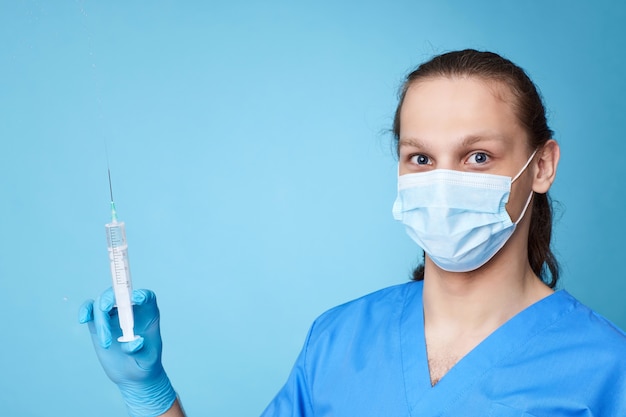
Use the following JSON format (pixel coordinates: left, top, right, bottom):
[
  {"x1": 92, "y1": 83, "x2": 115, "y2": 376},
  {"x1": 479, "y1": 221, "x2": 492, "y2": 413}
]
[
  {"x1": 111, "y1": 250, "x2": 129, "y2": 286},
  {"x1": 107, "y1": 225, "x2": 129, "y2": 286}
]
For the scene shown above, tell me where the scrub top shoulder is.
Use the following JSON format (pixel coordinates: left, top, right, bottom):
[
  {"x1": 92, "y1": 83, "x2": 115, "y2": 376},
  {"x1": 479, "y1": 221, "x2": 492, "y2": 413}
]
[{"x1": 261, "y1": 281, "x2": 626, "y2": 417}]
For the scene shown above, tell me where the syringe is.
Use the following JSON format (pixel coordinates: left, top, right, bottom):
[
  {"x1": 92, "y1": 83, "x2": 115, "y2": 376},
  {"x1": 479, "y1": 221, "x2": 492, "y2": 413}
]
[{"x1": 105, "y1": 169, "x2": 139, "y2": 342}]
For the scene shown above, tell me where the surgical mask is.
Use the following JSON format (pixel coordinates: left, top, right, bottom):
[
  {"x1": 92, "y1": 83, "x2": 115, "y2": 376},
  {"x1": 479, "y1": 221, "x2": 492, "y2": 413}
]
[{"x1": 392, "y1": 150, "x2": 537, "y2": 272}]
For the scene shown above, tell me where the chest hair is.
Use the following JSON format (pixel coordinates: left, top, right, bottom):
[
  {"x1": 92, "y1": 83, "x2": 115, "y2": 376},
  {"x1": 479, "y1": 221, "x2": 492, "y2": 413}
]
[
  {"x1": 426, "y1": 350, "x2": 460, "y2": 386},
  {"x1": 425, "y1": 335, "x2": 484, "y2": 386}
]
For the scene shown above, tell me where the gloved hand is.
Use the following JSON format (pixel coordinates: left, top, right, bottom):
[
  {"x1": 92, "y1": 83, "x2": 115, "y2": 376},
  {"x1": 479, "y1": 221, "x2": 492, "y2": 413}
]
[{"x1": 79, "y1": 288, "x2": 177, "y2": 417}]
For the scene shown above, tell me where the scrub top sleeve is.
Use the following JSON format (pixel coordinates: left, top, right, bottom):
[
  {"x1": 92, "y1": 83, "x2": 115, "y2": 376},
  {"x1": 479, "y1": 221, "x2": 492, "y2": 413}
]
[{"x1": 259, "y1": 323, "x2": 316, "y2": 417}]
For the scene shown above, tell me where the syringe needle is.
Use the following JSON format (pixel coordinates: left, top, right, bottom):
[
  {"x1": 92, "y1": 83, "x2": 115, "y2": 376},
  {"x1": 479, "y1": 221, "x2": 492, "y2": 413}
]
[
  {"x1": 108, "y1": 168, "x2": 118, "y2": 222},
  {"x1": 108, "y1": 168, "x2": 114, "y2": 203}
]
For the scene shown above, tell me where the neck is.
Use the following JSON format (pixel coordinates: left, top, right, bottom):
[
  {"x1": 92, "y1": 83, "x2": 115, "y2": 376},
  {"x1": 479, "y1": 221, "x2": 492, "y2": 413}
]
[{"x1": 422, "y1": 239, "x2": 553, "y2": 332}]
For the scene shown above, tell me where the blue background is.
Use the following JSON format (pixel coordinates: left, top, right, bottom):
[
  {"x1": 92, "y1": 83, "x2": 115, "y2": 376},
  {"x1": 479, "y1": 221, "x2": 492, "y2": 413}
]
[{"x1": 1, "y1": 1, "x2": 625, "y2": 415}]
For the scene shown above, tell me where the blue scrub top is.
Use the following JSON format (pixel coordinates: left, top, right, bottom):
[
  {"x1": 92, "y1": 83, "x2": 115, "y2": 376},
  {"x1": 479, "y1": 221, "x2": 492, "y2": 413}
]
[{"x1": 261, "y1": 281, "x2": 626, "y2": 417}]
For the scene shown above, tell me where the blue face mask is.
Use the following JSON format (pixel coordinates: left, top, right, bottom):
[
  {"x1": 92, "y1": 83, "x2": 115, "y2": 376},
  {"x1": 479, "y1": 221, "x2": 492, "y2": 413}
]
[{"x1": 392, "y1": 150, "x2": 537, "y2": 272}]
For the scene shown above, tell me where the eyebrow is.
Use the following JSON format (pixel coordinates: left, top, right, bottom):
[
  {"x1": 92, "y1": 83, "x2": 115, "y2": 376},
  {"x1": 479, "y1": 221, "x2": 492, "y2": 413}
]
[
  {"x1": 399, "y1": 133, "x2": 509, "y2": 150},
  {"x1": 398, "y1": 137, "x2": 427, "y2": 149},
  {"x1": 460, "y1": 134, "x2": 509, "y2": 147}
]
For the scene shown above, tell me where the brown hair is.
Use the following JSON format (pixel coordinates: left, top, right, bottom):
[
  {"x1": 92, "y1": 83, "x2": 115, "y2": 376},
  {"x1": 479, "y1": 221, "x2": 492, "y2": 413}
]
[{"x1": 393, "y1": 49, "x2": 559, "y2": 288}]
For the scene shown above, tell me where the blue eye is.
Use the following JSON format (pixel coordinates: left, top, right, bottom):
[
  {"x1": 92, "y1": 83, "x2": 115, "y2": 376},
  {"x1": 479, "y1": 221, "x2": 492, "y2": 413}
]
[
  {"x1": 411, "y1": 154, "x2": 431, "y2": 165},
  {"x1": 468, "y1": 152, "x2": 489, "y2": 164}
]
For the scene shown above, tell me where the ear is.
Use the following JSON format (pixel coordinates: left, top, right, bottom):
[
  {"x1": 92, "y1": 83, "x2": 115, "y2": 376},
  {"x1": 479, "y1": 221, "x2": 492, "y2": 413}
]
[{"x1": 532, "y1": 139, "x2": 560, "y2": 194}]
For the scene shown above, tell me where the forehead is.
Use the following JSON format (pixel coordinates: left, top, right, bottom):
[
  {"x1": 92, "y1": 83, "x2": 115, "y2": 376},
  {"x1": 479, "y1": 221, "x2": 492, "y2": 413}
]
[{"x1": 399, "y1": 76, "x2": 526, "y2": 146}]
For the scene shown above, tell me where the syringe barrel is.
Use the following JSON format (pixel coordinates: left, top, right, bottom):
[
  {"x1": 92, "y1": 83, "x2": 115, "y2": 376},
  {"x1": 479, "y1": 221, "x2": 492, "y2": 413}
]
[{"x1": 105, "y1": 220, "x2": 136, "y2": 342}]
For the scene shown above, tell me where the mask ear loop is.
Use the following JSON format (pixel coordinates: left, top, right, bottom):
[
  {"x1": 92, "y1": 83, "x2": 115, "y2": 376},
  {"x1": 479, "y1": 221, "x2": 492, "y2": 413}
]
[
  {"x1": 511, "y1": 149, "x2": 538, "y2": 224},
  {"x1": 512, "y1": 149, "x2": 539, "y2": 183},
  {"x1": 514, "y1": 191, "x2": 534, "y2": 225}
]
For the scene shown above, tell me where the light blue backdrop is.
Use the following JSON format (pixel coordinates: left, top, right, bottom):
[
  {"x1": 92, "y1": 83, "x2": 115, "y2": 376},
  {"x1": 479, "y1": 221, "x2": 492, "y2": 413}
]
[{"x1": 1, "y1": 1, "x2": 624, "y2": 416}]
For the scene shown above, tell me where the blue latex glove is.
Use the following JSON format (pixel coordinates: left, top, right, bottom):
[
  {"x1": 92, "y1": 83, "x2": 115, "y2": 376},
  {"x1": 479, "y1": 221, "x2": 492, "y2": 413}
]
[{"x1": 79, "y1": 288, "x2": 177, "y2": 417}]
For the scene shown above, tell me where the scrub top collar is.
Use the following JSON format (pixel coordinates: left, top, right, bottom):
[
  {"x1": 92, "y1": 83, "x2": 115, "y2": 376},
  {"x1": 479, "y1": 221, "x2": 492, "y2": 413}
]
[{"x1": 399, "y1": 281, "x2": 575, "y2": 416}]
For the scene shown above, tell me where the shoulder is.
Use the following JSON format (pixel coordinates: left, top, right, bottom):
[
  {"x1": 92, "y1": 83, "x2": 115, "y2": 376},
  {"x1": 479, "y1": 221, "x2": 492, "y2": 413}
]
[
  {"x1": 298, "y1": 281, "x2": 422, "y2": 353},
  {"x1": 297, "y1": 281, "x2": 420, "y2": 383},
  {"x1": 545, "y1": 291, "x2": 626, "y2": 374},
  {"x1": 310, "y1": 281, "x2": 421, "y2": 332},
  {"x1": 557, "y1": 291, "x2": 626, "y2": 345},
  {"x1": 520, "y1": 291, "x2": 626, "y2": 412}
]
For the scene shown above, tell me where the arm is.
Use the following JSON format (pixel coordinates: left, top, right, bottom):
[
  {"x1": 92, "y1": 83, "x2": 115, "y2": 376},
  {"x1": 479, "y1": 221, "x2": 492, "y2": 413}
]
[
  {"x1": 161, "y1": 398, "x2": 185, "y2": 417},
  {"x1": 79, "y1": 288, "x2": 184, "y2": 417}
]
